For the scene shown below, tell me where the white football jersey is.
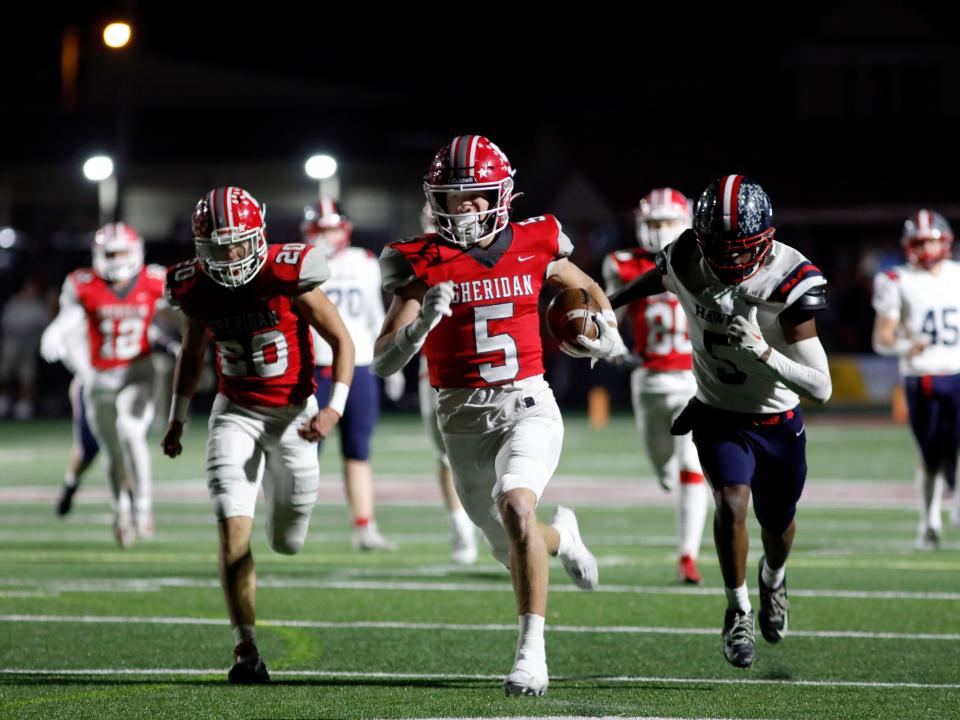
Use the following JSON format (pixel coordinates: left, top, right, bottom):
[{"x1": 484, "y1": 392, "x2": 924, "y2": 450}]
[
  {"x1": 872, "y1": 260, "x2": 960, "y2": 377},
  {"x1": 311, "y1": 247, "x2": 385, "y2": 366},
  {"x1": 662, "y1": 233, "x2": 827, "y2": 413}
]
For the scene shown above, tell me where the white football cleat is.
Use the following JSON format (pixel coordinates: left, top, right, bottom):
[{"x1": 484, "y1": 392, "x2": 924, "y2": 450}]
[
  {"x1": 136, "y1": 511, "x2": 155, "y2": 540},
  {"x1": 113, "y1": 511, "x2": 136, "y2": 549},
  {"x1": 503, "y1": 657, "x2": 548, "y2": 697},
  {"x1": 352, "y1": 521, "x2": 397, "y2": 552},
  {"x1": 551, "y1": 505, "x2": 598, "y2": 590}
]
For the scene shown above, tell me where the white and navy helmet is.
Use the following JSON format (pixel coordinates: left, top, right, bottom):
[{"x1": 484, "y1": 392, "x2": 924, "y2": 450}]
[{"x1": 694, "y1": 175, "x2": 774, "y2": 284}]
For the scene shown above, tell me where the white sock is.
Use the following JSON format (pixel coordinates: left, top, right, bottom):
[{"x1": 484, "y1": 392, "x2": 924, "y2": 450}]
[
  {"x1": 232, "y1": 624, "x2": 256, "y2": 647},
  {"x1": 64, "y1": 472, "x2": 77, "y2": 489},
  {"x1": 762, "y1": 558, "x2": 786, "y2": 589},
  {"x1": 554, "y1": 524, "x2": 572, "y2": 557},
  {"x1": 115, "y1": 489, "x2": 132, "y2": 517},
  {"x1": 917, "y1": 469, "x2": 944, "y2": 531},
  {"x1": 725, "y1": 584, "x2": 751, "y2": 613},
  {"x1": 515, "y1": 613, "x2": 545, "y2": 662},
  {"x1": 449, "y1": 508, "x2": 473, "y2": 535}
]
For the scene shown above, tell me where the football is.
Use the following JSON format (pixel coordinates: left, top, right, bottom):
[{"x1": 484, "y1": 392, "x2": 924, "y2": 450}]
[{"x1": 546, "y1": 288, "x2": 600, "y2": 344}]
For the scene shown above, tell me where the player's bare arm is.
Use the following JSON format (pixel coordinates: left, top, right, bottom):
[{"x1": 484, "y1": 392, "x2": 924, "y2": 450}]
[
  {"x1": 294, "y1": 287, "x2": 356, "y2": 441},
  {"x1": 161, "y1": 310, "x2": 209, "y2": 458},
  {"x1": 608, "y1": 268, "x2": 666, "y2": 310},
  {"x1": 546, "y1": 258, "x2": 612, "y2": 313},
  {"x1": 872, "y1": 313, "x2": 927, "y2": 358}
]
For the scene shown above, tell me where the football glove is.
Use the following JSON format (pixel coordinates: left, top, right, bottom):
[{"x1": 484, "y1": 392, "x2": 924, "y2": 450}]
[
  {"x1": 383, "y1": 371, "x2": 406, "y2": 402},
  {"x1": 418, "y1": 281, "x2": 455, "y2": 333},
  {"x1": 561, "y1": 314, "x2": 628, "y2": 367},
  {"x1": 727, "y1": 305, "x2": 769, "y2": 359}
]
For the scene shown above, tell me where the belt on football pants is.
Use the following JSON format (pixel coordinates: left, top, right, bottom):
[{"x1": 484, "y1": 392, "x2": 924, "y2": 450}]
[{"x1": 693, "y1": 399, "x2": 797, "y2": 427}]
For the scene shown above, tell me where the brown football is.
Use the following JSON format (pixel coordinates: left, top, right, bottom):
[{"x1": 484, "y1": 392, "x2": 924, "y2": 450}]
[{"x1": 546, "y1": 288, "x2": 600, "y2": 344}]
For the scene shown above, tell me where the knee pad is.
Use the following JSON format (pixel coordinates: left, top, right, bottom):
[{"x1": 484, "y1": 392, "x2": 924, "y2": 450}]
[{"x1": 265, "y1": 503, "x2": 311, "y2": 555}]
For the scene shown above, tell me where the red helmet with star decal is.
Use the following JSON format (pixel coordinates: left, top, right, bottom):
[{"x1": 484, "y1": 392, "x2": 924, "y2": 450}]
[
  {"x1": 192, "y1": 187, "x2": 268, "y2": 288},
  {"x1": 423, "y1": 135, "x2": 515, "y2": 247}
]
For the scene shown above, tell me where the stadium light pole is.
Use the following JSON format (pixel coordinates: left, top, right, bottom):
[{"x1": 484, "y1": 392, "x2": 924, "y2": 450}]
[
  {"x1": 305, "y1": 154, "x2": 339, "y2": 199},
  {"x1": 102, "y1": 20, "x2": 133, "y2": 221},
  {"x1": 83, "y1": 155, "x2": 117, "y2": 225}
]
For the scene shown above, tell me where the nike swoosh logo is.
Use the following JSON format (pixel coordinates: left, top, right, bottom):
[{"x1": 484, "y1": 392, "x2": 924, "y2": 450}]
[
  {"x1": 518, "y1": 255, "x2": 536, "y2": 262},
  {"x1": 796, "y1": 426, "x2": 805, "y2": 436}
]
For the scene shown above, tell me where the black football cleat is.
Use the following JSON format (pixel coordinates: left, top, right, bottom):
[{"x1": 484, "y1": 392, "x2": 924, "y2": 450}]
[
  {"x1": 722, "y1": 609, "x2": 756, "y2": 669},
  {"x1": 228, "y1": 641, "x2": 270, "y2": 684},
  {"x1": 758, "y1": 555, "x2": 790, "y2": 644},
  {"x1": 56, "y1": 483, "x2": 79, "y2": 517}
]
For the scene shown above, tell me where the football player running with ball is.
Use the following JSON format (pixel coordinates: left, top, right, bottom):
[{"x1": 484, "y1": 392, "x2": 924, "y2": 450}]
[
  {"x1": 610, "y1": 176, "x2": 831, "y2": 669},
  {"x1": 162, "y1": 187, "x2": 355, "y2": 684},
  {"x1": 374, "y1": 135, "x2": 624, "y2": 696}
]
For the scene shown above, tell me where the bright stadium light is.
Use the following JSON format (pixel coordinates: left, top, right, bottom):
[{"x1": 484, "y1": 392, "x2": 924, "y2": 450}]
[
  {"x1": 305, "y1": 154, "x2": 338, "y2": 180},
  {"x1": 103, "y1": 22, "x2": 132, "y2": 49},
  {"x1": 83, "y1": 156, "x2": 117, "y2": 223},
  {"x1": 0, "y1": 228, "x2": 16, "y2": 250},
  {"x1": 83, "y1": 155, "x2": 114, "y2": 182}
]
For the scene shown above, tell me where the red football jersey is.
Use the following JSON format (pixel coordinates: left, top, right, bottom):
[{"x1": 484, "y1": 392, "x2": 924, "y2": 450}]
[
  {"x1": 165, "y1": 243, "x2": 330, "y2": 408},
  {"x1": 384, "y1": 215, "x2": 569, "y2": 388},
  {"x1": 68, "y1": 265, "x2": 166, "y2": 371},
  {"x1": 604, "y1": 248, "x2": 692, "y2": 372}
]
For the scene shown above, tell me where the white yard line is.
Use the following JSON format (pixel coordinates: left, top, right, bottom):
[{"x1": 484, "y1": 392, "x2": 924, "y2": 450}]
[
  {"x1": 1, "y1": 614, "x2": 957, "y2": 641},
  {"x1": 1, "y1": 575, "x2": 958, "y2": 600},
  {"x1": 5, "y1": 531, "x2": 957, "y2": 554},
  {"x1": 0, "y1": 667, "x2": 957, "y2": 690}
]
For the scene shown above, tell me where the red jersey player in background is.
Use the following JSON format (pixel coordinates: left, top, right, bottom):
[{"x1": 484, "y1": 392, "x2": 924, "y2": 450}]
[
  {"x1": 602, "y1": 188, "x2": 708, "y2": 584},
  {"x1": 41, "y1": 222, "x2": 165, "y2": 547},
  {"x1": 161, "y1": 187, "x2": 354, "y2": 684},
  {"x1": 374, "y1": 135, "x2": 626, "y2": 696}
]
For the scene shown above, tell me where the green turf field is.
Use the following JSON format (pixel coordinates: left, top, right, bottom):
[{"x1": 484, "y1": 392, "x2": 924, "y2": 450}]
[{"x1": 0, "y1": 415, "x2": 958, "y2": 719}]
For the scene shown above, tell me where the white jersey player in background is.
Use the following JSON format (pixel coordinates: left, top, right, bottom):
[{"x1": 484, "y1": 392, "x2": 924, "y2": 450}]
[
  {"x1": 872, "y1": 209, "x2": 960, "y2": 546},
  {"x1": 417, "y1": 202, "x2": 479, "y2": 564},
  {"x1": 302, "y1": 199, "x2": 400, "y2": 551},
  {"x1": 602, "y1": 188, "x2": 707, "y2": 584}
]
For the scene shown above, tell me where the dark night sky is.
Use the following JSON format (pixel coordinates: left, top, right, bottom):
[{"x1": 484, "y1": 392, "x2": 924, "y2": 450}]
[{"x1": 5, "y1": 2, "x2": 960, "y2": 210}]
